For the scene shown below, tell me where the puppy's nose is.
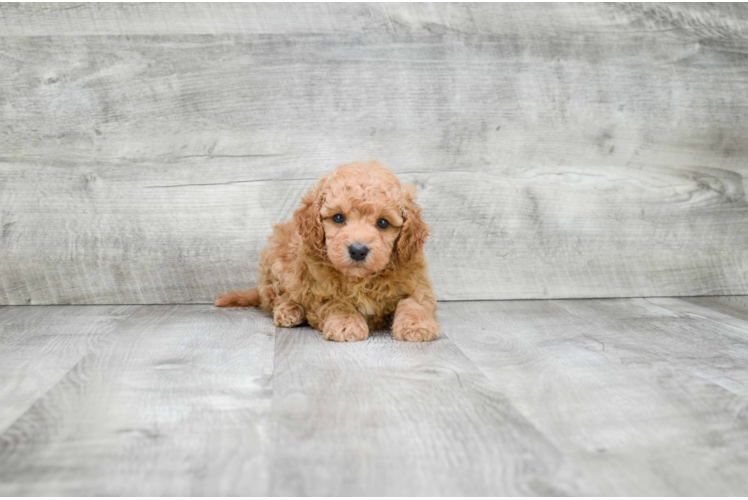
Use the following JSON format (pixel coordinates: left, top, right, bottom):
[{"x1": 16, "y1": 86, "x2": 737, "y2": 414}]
[{"x1": 348, "y1": 243, "x2": 369, "y2": 262}]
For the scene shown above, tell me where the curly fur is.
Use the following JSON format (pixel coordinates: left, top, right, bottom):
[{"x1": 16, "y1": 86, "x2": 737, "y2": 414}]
[{"x1": 215, "y1": 160, "x2": 440, "y2": 342}]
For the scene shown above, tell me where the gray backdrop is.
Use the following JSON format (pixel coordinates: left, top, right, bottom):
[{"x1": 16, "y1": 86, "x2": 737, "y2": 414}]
[{"x1": 1, "y1": 3, "x2": 747, "y2": 304}]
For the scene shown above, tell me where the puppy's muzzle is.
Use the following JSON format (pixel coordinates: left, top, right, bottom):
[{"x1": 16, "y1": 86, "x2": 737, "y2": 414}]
[{"x1": 348, "y1": 243, "x2": 369, "y2": 262}]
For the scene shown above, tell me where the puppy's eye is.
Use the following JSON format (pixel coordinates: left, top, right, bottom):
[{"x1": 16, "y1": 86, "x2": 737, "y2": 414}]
[
  {"x1": 377, "y1": 218, "x2": 389, "y2": 229},
  {"x1": 332, "y1": 214, "x2": 345, "y2": 224}
]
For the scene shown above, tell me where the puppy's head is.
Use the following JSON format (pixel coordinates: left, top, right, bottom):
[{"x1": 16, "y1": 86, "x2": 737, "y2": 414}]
[{"x1": 293, "y1": 160, "x2": 428, "y2": 278}]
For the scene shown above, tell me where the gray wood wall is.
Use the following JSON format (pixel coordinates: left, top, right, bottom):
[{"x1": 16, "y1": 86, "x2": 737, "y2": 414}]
[{"x1": 1, "y1": 3, "x2": 747, "y2": 304}]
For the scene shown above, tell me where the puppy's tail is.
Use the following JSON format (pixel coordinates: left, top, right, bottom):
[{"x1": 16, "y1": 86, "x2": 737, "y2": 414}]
[{"x1": 214, "y1": 288, "x2": 261, "y2": 307}]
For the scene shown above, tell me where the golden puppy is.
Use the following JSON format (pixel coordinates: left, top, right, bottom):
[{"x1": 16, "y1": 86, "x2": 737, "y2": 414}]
[{"x1": 215, "y1": 160, "x2": 440, "y2": 342}]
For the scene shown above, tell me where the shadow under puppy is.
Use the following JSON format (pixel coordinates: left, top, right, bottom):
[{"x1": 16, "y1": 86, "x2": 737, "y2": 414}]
[{"x1": 215, "y1": 160, "x2": 440, "y2": 342}]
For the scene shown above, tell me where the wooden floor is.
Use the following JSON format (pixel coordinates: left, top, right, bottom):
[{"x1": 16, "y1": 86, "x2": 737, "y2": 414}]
[{"x1": 1, "y1": 297, "x2": 748, "y2": 496}]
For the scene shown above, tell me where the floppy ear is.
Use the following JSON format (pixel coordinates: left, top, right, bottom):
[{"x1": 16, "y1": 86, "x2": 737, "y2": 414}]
[
  {"x1": 293, "y1": 182, "x2": 326, "y2": 255},
  {"x1": 395, "y1": 184, "x2": 429, "y2": 264}
]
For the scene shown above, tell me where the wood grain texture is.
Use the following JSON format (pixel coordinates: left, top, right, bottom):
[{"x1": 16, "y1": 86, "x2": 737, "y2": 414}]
[
  {"x1": 269, "y1": 326, "x2": 578, "y2": 496},
  {"x1": 442, "y1": 299, "x2": 748, "y2": 495},
  {"x1": 0, "y1": 305, "x2": 133, "y2": 434},
  {"x1": 1, "y1": 3, "x2": 748, "y2": 303},
  {"x1": 2, "y1": 300, "x2": 748, "y2": 495},
  {"x1": 684, "y1": 295, "x2": 748, "y2": 321},
  {"x1": 2, "y1": 3, "x2": 746, "y2": 37},
  {"x1": 0, "y1": 305, "x2": 275, "y2": 496}
]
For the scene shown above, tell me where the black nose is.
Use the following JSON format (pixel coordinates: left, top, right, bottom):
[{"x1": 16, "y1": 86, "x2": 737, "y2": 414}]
[{"x1": 348, "y1": 243, "x2": 369, "y2": 262}]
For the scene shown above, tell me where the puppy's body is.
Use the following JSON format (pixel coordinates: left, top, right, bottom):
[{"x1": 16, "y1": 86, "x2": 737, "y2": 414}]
[{"x1": 216, "y1": 161, "x2": 439, "y2": 342}]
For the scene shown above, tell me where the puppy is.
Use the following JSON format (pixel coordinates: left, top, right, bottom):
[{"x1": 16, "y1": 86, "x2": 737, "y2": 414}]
[{"x1": 215, "y1": 160, "x2": 440, "y2": 342}]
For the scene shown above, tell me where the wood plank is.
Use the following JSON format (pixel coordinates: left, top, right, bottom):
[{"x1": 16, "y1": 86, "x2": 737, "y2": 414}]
[
  {"x1": 268, "y1": 325, "x2": 580, "y2": 496},
  {"x1": 0, "y1": 305, "x2": 134, "y2": 434},
  {"x1": 442, "y1": 299, "x2": 748, "y2": 495},
  {"x1": 683, "y1": 296, "x2": 748, "y2": 322},
  {"x1": 650, "y1": 296, "x2": 748, "y2": 350},
  {"x1": 0, "y1": 305, "x2": 275, "y2": 496},
  {"x1": 1, "y1": 300, "x2": 747, "y2": 495},
  {"x1": 2, "y1": 160, "x2": 746, "y2": 304},
  {"x1": 1, "y1": 3, "x2": 748, "y2": 304},
  {"x1": 3, "y1": 3, "x2": 746, "y2": 37}
]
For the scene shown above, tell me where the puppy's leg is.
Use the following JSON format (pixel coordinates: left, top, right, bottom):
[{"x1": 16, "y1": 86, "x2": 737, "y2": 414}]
[
  {"x1": 318, "y1": 301, "x2": 369, "y2": 342},
  {"x1": 214, "y1": 288, "x2": 261, "y2": 307},
  {"x1": 273, "y1": 300, "x2": 306, "y2": 327},
  {"x1": 392, "y1": 290, "x2": 440, "y2": 342}
]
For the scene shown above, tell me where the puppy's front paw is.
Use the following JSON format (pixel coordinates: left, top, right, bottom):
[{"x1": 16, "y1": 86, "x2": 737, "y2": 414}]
[
  {"x1": 323, "y1": 314, "x2": 369, "y2": 342},
  {"x1": 392, "y1": 310, "x2": 440, "y2": 342},
  {"x1": 274, "y1": 301, "x2": 305, "y2": 327}
]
